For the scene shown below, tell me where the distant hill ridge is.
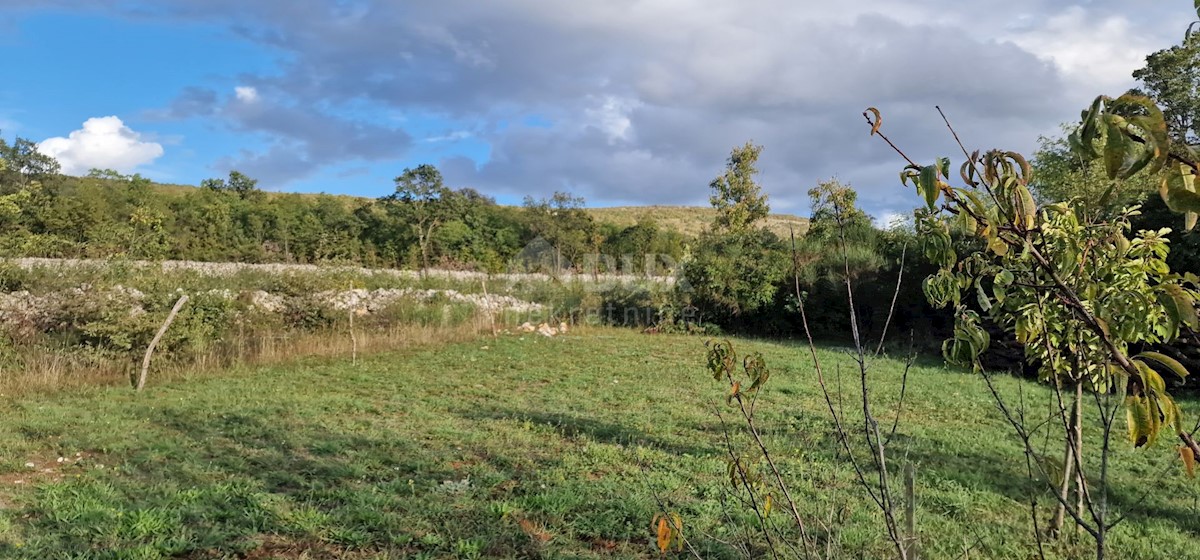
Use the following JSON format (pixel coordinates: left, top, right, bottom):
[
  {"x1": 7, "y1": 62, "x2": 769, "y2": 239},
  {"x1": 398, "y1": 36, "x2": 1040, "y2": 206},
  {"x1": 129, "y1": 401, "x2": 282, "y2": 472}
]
[
  {"x1": 585, "y1": 205, "x2": 809, "y2": 238},
  {"x1": 141, "y1": 182, "x2": 808, "y2": 238}
]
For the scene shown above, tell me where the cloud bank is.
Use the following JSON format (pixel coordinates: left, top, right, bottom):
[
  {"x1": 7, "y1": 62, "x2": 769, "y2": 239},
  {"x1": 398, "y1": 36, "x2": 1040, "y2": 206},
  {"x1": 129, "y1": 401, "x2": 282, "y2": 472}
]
[{"x1": 11, "y1": 0, "x2": 1196, "y2": 215}]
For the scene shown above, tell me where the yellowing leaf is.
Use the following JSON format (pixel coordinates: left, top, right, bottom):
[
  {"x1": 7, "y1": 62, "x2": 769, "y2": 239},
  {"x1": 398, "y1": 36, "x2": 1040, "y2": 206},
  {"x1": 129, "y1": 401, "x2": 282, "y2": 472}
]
[
  {"x1": 1135, "y1": 351, "x2": 1190, "y2": 381},
  {"x1": 654, "y1": 516, "x2": 671, "y2": 553},
  {"x1": 1013, "y1": 184, "x2": 1037, "y2": 230},
  {"x1": 988, "y1": 236, "x2": 1009, "y2": 256},
  {"x1": 1182, "y1": 446, "x2": 1196, "y2": 478},
  {"x1": 671, "y1": 513, "x2": 684, "y2": 551},
  {"x1": 1126, "y1": 395, "x2": 1157, "y2": 448},
  {"x1": 1134, "y1": 360, "x2": 1167, "y2": 396},
  {"x1": 866, "y1": 107, "x2": 882, "y2": 136},
  {"x1": 652, "y1": 513, "x2": 683, "y2": 554},
  {"x1": 763, "y1": 494, "x2": 773, "y2": 518}
]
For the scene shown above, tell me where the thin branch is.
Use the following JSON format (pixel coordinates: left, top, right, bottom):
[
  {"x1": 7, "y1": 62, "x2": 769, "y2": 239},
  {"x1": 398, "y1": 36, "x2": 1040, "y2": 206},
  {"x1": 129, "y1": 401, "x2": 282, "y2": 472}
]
[
  {"x1": 863, "y1": 111, "x2": 917, "y2": 166},
  {"x1": 874, "y1": 242, "x2": 907, "y2": 357},
  {"x1": 639, "y1": 460, "x2": 707, "y2": 560},
  {"x1": 730, "y1": 392, "x2": 815, "y2": 556},
  {"x1": 715, "y1": 407, "x2": 782, "y2": 560},
  {"x1": 884, "y1": 352, "x2": 915, "y2": 448}
]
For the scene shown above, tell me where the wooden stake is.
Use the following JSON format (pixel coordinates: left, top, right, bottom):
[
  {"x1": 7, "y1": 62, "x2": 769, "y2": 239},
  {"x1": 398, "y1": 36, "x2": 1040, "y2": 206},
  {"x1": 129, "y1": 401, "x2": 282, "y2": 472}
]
[{"x1": 137, "y1": 295, "x2": 189, "y2": 392}]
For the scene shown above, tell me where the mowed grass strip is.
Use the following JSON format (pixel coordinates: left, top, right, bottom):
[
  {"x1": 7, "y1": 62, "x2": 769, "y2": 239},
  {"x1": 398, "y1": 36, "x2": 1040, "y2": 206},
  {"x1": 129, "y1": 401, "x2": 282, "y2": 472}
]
[{"x1": 0, "y1": 329, "x2": 1197, "y2": 559}]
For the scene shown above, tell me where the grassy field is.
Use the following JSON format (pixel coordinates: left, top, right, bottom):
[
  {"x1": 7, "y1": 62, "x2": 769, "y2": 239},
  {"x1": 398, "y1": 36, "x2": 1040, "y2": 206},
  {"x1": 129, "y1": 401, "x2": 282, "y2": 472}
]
[
  {"x1": 0, "y1": 329, "x2": 1196, "y2": 559},
  {"x1": 585, "y1": 206, "x2": 808, "y2": 238}
]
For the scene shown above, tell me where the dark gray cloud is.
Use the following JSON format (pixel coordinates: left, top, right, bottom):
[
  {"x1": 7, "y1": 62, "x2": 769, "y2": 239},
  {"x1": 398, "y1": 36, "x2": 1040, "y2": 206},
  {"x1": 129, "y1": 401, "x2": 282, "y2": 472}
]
[
  {"x1": 6, "y1": 0, "x2": 1195, "y2": 216},
  {"x1": 144, "y1": 83, "x2": 412, "y2": 184}
]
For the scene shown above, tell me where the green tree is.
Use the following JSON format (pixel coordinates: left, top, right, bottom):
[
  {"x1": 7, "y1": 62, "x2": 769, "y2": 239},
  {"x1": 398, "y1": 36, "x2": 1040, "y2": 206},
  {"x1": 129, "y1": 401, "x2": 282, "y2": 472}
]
[
  {"x1": 201, "y1": 170, "x2": 262, "y2": 201},
  {"x1": 1133, "y1": 31, "x2": 1200, "y2": 144},
  {"x1": 1032, "y1": 129, "x2": 1157, "y2": 210},
  {"x1": 386, "y1": 164, "x2": 460, "y2": 274},
  {"x1": 521, "y1": 192, "x2": 596, "y2": 273},
  {"x1": 799, "y1": 179, "x2": 882, "y2": 285},
  {"x1": 0, "y1": 136, "x2": 59, "y2": 191},
  {"x1": 709, "y1": 142, "x2": 769, "y2": 235},
  {"x1": 683, "y1": 142, "x2": 788, "y2": 319}
]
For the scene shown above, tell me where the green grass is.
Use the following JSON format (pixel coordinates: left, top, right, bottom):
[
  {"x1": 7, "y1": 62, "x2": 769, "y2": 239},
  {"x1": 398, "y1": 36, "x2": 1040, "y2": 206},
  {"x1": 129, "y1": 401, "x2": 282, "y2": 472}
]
[{"x1": 0, "y1": 329, "x2": 1197, "y2": 559}]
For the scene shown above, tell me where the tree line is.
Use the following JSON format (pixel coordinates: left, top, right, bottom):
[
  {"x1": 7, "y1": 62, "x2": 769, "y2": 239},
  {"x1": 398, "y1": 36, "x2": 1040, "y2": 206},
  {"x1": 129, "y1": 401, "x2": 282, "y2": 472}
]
[{"x1": 0, "y1": 153, "x2": 686, "y2": 274}]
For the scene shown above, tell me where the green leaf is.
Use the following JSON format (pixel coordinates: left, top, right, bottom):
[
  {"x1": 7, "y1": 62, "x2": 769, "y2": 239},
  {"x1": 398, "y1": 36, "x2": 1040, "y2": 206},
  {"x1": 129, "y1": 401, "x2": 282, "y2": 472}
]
[
  {"x1": 1012, "y1": 184, "x2": 1037, "y2": 230},
  {"x1": 1136, "y1": 351, "x2": 1190, "y2": 380},
  {"x1": 976, "y1": 281, "x2": 992, "y2": 313},
  {"x1": 1111, "y1": 94, "x2": 1170, "y2": 176},
  {"x1": 1103, "y1": 115, "x2": 1130, "y2": 180},
  {"x1": 1160, "y1": 164, "x2": 1200, "y2": 229},
  {"x1": 1164, "y1": 395, "x2": 1186, "y2": 434},
  {"x1": 1134, "y1": 359, "x2": 1168, "y2": 395},
  {"x1": 706, "y1": 340, "x2": 737, "y2": 381},
  {"x1": 1072, "y1": 96, "x2": 1106, "y2": 160},
  {"x1": 1162, "y1": 284, "x2": 1199, "y2": 331},
  {"x1": 744, "y1": 352, "x2": 770, "y2": 392},
  {"x1": 919, "y1": 165, "x2": 940, "y2": 210},
  {"x1": 993, "y1": 269, "x2": 1013, "y2": 304},
  {"x1": 938, "y1": 157, "x2": 951, "y2": 181},
  {"x1": 987, "y1": 236, "x2": 1009, "y2": 256}
]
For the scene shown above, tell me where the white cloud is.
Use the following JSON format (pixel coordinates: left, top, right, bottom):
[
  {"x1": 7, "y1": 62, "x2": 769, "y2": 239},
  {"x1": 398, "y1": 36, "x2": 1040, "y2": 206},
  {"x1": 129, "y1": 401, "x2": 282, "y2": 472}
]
[
  {"x1": 874, "y1": 210, "x2": 911, "y2": 229},
  {"x1": 38, "y1": 116, "x2": 164, "y2": 176},
  {"x1": 235, "y1": 86, "x2": 259, "y2": 103},
  {"x1": 583, "y1": 96, "x2": 639, "y2": 143},
  {"x1": 1002, "y1": 7, "x2": 1159, "y2": 97}
]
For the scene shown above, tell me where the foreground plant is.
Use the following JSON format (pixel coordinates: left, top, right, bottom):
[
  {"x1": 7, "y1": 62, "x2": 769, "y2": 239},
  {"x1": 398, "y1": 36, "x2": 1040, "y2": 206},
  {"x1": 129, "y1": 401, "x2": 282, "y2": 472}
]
[
  {"x1": 865, "y1": 88, "x2": 1200, "y2": 558},
  {"x1": 695, "y1": 178, "x2": 914, "y2": 559}
]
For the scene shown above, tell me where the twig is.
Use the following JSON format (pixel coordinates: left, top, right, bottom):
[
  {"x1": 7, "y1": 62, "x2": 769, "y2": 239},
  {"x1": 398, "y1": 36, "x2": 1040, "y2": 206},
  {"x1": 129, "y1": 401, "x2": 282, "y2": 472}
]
[
  {"x1": 715, "y1": 407, "x2": 782, "y2": 560},
  {"x1": 637, "y1": 459, "x2": 706, "y2": 560},
  {"x1": 874, "y1": 242, "x2": 907, "y2": 357}
]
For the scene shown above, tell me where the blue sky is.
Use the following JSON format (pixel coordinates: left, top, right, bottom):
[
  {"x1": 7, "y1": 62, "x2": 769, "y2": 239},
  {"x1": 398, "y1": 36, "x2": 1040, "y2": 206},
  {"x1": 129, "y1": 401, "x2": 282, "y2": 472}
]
[
  {"x1": 0, "y1": 1, "x2": 1194, "y2": 216},
  {"x1": 1, "y1": 10, "x2": 495, "y2": 200}
]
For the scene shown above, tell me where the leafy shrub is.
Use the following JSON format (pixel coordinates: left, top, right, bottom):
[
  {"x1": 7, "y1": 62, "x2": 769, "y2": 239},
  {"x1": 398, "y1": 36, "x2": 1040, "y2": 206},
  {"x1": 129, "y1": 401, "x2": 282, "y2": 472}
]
[{"x1": 281, "y1": 296, "x2": 338, "y2": 330}]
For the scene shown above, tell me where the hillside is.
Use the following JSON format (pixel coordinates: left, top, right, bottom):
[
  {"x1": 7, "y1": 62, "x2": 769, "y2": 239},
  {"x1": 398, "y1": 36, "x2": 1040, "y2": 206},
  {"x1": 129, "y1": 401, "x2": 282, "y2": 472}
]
[
  {"x1": 144, "y1": 180, "x2": 810, "y2": 238},
  {"x1": 586, "y1": 205, "x2": 809, "y2": 237}
]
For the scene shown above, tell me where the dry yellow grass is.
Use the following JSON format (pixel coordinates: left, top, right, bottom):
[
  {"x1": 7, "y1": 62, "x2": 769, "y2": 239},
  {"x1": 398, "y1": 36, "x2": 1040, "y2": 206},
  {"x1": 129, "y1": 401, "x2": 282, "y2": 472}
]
[
  {"x1": 586, "y1": 205, "x2": 808, "y2": 238},
  {"x1": 0, "y1": 316, "x2": 491, "y2": 396}
]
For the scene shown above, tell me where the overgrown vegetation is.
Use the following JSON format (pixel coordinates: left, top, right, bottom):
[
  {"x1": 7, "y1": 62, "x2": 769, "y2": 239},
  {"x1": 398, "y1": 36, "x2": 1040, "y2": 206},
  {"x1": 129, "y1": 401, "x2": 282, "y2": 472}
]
[
  {"x1": 0, "y1": 156, "x2": 694, "y2": 275},
  {"x1": 0, "y1": 260, "x2": 677, "y2": 393}
]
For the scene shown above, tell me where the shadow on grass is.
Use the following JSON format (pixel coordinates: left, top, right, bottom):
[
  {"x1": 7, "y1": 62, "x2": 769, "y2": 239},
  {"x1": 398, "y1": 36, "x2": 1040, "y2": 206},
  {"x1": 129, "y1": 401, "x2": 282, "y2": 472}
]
[
  {"x1": 4, "y1": 407, "x2": 442, "y2": 558},
  {"x1": 901, "y1": 430, "x2": 1200, "y2": 538},
  {"x1": 458, "y1": 405, "x2": 720, "y2": 457}
]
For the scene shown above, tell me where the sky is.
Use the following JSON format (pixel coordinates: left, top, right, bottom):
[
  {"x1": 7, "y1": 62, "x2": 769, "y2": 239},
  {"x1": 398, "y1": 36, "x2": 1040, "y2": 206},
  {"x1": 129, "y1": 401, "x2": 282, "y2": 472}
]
[{"x1": 0, "y1": 1, "x2": 1194, "y2": 222}]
